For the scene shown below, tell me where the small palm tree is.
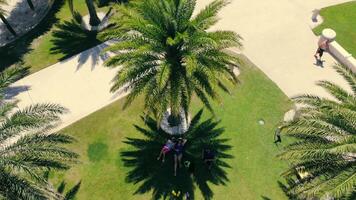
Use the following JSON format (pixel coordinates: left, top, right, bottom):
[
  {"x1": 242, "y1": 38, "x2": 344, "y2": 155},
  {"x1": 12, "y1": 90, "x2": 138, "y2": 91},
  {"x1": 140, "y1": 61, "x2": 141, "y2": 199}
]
[
  {"x1": 278, "y1": 64, "x2": 356, "y2": 199},
  {"x1": 0, "y1": 67, "x2": 78, "y2": 199},
  {"x1": 0, "y1": 0, "x2": 17, "y2": 36},
  {"x1": 102, "y1": 0, "x2": 242, "y2": 120}
]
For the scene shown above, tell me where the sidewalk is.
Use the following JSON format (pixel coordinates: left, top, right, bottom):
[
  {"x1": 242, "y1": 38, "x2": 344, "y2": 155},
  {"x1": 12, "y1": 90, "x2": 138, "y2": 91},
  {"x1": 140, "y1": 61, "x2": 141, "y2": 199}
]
[
  {"x1": 196, "y1": 0, "x2": 352, "y2": 98},
  {"x1": 9, "y1": 41, "x2": 127, "y2": 131}
]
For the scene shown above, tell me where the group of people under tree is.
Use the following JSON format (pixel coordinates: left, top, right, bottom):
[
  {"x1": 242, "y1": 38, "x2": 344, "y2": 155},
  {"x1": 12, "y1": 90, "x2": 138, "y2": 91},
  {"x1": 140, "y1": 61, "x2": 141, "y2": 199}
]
[{"x1": 157, "y1": 137, "x2": 216, "y2": 176}]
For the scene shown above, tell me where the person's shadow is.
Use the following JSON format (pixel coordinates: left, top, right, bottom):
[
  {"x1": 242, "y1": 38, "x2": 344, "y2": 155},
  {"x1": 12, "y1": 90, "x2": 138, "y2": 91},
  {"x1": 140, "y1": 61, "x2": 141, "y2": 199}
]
[
  {"x1": 314, "y1": 58, "x2": 325, "y2": 68},
  {"x1": 121, "y1": 109, "x2": 233, "y2": 200}
]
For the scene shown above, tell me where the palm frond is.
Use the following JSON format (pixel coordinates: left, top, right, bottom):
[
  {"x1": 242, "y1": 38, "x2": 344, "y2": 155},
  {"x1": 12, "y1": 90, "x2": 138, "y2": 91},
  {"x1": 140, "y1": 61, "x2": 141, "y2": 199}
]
[{"x1": 280, "y1": 65, "x2": 356, "y2": 199}]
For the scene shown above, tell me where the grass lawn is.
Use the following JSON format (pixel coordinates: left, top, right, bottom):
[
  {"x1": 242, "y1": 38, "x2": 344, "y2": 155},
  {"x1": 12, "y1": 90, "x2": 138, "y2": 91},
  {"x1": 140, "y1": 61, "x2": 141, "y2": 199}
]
[
  {"x1": 0, "y1": 0, "x2": 109, "y2": 73},
  {"x1": 313, "y1": 1, "x2": 356, "y2": 56},
  {"x1": 52, "y1": 55, "x2": 292, "y2": 199}
]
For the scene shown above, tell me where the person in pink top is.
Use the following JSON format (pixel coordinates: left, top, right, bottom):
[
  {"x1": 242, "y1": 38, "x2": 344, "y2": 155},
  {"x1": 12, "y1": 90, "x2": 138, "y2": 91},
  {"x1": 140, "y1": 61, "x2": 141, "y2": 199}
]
[
  {"x1": 157, "y1": 139, "x2": 175, "y2": 162},
  {"x1": 314, "y1": 39, "x2": 329, "y2": 60}
]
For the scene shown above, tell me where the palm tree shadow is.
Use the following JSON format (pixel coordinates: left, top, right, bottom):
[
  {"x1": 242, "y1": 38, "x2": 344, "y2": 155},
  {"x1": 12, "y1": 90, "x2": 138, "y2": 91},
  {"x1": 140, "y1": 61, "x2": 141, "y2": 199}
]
[
  {"x1": 50, "y1": 20, "x2": 109, "y2": 70},
  {"x1": 0, "y1": 0, "x2": 65, "y2": 70},
  {"x1": 121, "y1": 110, "x2": 233, "y2": 199}
]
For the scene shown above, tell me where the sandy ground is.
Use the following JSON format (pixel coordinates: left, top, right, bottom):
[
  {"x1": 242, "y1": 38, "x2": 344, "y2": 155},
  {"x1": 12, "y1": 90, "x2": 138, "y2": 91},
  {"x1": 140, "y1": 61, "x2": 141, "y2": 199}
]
[{"x1": 6, "y1": 0, "x2": 354, "y2": 133}]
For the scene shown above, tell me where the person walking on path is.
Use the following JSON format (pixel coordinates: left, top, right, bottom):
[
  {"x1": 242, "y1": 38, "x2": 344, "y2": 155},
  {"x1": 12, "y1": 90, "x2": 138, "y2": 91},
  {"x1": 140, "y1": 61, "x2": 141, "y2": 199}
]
[{"x1": 314, "y1": 39, "x2": 329, "y2": 60}]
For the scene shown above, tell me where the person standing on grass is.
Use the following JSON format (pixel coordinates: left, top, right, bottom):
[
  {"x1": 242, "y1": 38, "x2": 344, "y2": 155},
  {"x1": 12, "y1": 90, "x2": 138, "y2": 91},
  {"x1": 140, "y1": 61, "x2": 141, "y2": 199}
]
[
  {"x1": 157, "y1": 138, "x2": 175, "y2": 162},
  {"x1": 314, "y1": 39, "x2": 330, "y2": 60},
  {"x1": 274, "y1": 126, "x2": 282, "y2": 145},
  {"x1": 174, "y1": 138, "x2": 187, "y2": 176}
]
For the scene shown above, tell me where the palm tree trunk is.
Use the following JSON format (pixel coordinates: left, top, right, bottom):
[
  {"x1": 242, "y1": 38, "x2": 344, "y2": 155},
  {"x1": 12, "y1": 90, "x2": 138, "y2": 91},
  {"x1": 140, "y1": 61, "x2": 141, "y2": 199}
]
[
  {"x1": 85, "y1": 0, "x2": 101, "y2": 26},
  {"x1": 0, "y1": 14, "x2": 16, "y2": 36},
  {"x1": 26, "y1": 0, "x2": 34, "y2": 10}
]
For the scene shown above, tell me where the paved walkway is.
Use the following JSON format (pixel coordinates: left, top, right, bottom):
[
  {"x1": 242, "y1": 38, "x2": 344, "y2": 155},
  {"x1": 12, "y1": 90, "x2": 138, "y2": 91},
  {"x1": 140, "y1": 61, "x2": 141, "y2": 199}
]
[
  {"x1": 8, "y1": 0, "x2": 353, "y2": 131},
  {"x1": 9, "y1": 41, "x2": 126, "y2": 131},
  {"x1": 196, "y1": 0, "x2": 352, "y2": 98}
]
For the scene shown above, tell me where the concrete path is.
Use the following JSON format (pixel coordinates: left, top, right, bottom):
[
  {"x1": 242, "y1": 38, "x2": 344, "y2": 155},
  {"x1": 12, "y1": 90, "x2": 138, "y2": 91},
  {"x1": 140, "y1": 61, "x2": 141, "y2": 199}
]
[
  {"x1": 196, "y1": 0, "x2": 353, "y2": 98},
  {"x1": 7, "y1": 0, "x2": 353, "y2": 132},
  {"x1": 9, "y1": 41, "x2": 126, "y2": 131}
]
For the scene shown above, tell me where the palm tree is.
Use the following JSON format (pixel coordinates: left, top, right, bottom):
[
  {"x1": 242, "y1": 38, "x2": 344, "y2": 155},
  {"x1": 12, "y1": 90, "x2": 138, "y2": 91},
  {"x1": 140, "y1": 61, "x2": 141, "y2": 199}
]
[
  {"x1": 0, "y1": 67, "x2": 78, "y2": 199},
  {"x1": 0, "y1": 0, "x2": 17, "y2": 36},
  {"x1": 85, "y1": 0, "x2": 101, "y2": 26},
  {"x1": 278, "y1": 64, "x2": 356, "y2": 199},
  {"x1": 102, "y1": 0, "x2": 242, "y2": 121}
]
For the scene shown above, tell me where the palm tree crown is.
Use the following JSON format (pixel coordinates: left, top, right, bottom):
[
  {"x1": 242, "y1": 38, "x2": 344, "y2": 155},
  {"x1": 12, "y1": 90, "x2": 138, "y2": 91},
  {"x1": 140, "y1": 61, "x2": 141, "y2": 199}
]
[
  {"x1": 278, "y1": 64, "x2": 356, "y2": 199},
  {"x1": 0, "y1": 67, "x2": 78, "y2": 199},
  {"x1": 102, "y1": 0, "x2": 242, "y2": 118}
]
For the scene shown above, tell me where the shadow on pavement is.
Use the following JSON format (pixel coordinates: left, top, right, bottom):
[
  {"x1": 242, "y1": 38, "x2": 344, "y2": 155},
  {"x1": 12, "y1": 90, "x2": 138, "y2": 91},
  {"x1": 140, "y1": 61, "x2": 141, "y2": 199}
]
[{"x1": 0, "y1": 0, "x2": 65, "y2": 71}]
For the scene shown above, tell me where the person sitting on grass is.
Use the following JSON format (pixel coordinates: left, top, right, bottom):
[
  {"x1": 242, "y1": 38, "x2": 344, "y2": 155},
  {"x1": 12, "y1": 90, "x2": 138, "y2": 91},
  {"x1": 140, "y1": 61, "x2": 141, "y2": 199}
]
[
  {"x1": 202, "y1": 148, "x2": 215, "y2": 170},
  {"x1": 157, "y1": 138, "x2": 175, "y2": 162},
  {"x1": 174, "y1": 138, "x2": 187, "y2": 176}
]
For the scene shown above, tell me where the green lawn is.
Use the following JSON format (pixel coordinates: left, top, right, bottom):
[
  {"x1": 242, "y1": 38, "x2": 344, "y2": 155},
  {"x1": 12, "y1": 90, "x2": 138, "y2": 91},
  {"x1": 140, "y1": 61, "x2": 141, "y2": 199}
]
[
  {"x1": 0, "y1": 0, "x2": 108, "y2": 73},
  {"x1": 313, "y1": 1, "x2": 356, "y2": 56},
  {"x1": 53, "y1": 55, "x2": 292, "y2": 199}
]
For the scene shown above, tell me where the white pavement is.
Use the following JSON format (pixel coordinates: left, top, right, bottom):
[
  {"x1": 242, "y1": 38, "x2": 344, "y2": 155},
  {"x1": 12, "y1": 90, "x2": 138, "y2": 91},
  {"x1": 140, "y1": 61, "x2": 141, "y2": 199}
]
[
  {"x1": 8, "y1": 0, "x2": 354, "y2": 131},
  {"x1": 9, "y1": 41, "x2": 125, "y2": 131},
  {"x1": 196, "y1": 0, "x2": 353, "y2": 98}
]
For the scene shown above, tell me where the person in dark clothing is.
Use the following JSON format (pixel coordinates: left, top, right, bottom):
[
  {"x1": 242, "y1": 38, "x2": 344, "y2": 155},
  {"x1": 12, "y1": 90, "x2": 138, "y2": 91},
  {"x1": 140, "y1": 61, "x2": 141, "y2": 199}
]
[
  {"x1": 274, "y1": 126, "x2": 282, "y2": 145},
  {"x1": 202, "y1": 148, "x2": 215, "y2": 169},
  {"x1": 174, "y1": 138, "x2": 187, "y2": 176},
  {"x1": 314, "y1": 40, "x2": 329, "y2": 60}
]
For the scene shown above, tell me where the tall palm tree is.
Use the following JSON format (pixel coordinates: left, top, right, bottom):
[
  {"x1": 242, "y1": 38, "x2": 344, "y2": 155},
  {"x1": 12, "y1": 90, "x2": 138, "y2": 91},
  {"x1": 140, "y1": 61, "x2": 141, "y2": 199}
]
[
  {"x1": 85, "y1": 0, "x2": 101, "y2": 26},
  {"x1": 0, "y1": 0, "x2": 17, "y2": 36},
  {"x1": 0, "y1": 67, "x2": 78, "y2": 199},
  {"x1": 102, "y1": 0, "x2": 242, "y2": 120},
  {"x1": 278, "y1": 64, "x2": 356, "y2": 199}
]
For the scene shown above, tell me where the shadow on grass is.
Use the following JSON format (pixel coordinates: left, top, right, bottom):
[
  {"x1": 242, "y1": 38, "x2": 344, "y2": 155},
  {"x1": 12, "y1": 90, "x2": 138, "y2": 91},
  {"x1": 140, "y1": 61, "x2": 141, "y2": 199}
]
[
  {"x1": 50, "y1": 19, "x2": 112, "y2": 69},
  {"x1": 0, "y1": 0, "x2": 65, "y2": 71},
  {"x1": 121, "y1": 109, "x2": 233, "y2": 200}
]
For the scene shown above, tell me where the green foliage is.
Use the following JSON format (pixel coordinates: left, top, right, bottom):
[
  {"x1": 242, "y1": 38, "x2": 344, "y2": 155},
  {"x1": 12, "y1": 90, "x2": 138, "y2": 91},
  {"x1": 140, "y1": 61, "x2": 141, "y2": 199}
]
[
  {"x1": 0, "y1": 65, "x2": 29, "y2": 93},
  {"x1": 51, "y1": 56, "x2": 291, "y2": 199},
  {"x1": 278, "y1": 64, "x2": 356, "y2": 199},
  {"x1": 0, "y1": 68, "x2": 79, "y2": 199},
  {"x1": 102, "y1": 0, "x2": 242, "y2": 118}
]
